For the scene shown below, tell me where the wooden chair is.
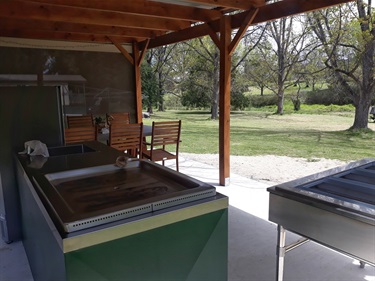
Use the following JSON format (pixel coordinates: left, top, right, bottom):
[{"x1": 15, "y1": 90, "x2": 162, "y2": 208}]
[
  {"x1": 67, "y1": 114, "x2": 94, "y2": 128},
  {"x1": 109, "y1": 123, "x2": 143, "y2": 158},
  {"x1": 64, "y1": 126, "x2": 97, "y2": 144},
  {"x1": 106, "y1": 112, "x2": 130, "y2": 126},
  {"x1": 142, "y1": 120, "x2": 181, "y2": 171}
]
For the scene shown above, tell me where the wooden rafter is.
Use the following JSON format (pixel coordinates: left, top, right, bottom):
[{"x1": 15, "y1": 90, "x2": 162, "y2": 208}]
[
  {"x1": 18, "y1": 0, "x2": 223, "y2": 22},
  {"x1": 0, "y1": 18, "x2": 161, "y2": 40},
  {"x1": 0, "y1": 1, "x2": 191, "y2": 32},
  {"x1": 184, "y1": 0, "x2": 264, "y2": 9}
]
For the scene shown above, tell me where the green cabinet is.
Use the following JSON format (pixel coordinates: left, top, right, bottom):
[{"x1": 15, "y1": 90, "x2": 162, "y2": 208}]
[{"x1": 17, "y1": 158, "x2": 228, "y2": 281}]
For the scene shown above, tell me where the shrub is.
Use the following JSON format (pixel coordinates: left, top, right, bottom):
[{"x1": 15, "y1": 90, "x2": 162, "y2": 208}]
[
  {"x1": 249, "y1": 94, "x2": 278, "y2": 108},
  {"x1": 305, "y1": 88, "x2": 352, "y2": 105},
  {"x1": 231, "y1": 92, "x2": 250, "y2": 110}
]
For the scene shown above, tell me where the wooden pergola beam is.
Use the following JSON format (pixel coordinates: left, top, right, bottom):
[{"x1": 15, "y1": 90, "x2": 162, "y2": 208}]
[
  {"x1": 143, "y1": 0, "x2": 354, "y2": 49},
  {"x1": 0, "y1": 18, "x2": 162, "y2": 39},
  {"x1": 0, "y1": 28, "x2": 134, "y2": 43},
  {"x1": 19, "y1": 0, "x2": 223, "y2": 22},
  {"x1": 0, "y1": 1, "x2": 191, "y2": 32}
]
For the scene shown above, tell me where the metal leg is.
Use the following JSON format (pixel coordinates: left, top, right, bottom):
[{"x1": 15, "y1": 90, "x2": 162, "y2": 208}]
[{"x1": 276, "y1": 225, "x2": 286, "y2": 281}]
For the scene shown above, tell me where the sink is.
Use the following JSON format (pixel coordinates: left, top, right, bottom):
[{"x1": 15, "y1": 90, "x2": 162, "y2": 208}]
[
  {"x1": 48, "y1": 144, "x2": 96, "y2": 157},
  {"x1": 36, "y1": 160, "x2": 216, "y2": 233}
]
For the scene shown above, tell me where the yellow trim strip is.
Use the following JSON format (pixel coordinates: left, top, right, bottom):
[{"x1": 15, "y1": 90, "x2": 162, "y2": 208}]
[{"x1": 63, "y1": 196, "x2": 228, "y2": 253}]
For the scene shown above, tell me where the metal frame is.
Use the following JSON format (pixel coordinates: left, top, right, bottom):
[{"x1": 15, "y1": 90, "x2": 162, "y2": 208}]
[{"x1": 275, "y1": 224, "x2": 374, "y2": 281}]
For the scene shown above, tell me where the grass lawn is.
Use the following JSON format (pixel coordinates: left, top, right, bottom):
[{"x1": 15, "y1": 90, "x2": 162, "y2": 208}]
[{"x1": 143, "y1": 110, "x2": 375, "y2": 162}]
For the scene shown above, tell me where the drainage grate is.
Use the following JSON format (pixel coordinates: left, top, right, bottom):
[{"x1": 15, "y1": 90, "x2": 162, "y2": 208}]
[
  {"x1": 65, "y1": 204, "x2": 152, "y2": 232},
  {"x1": 152, "y1": 189, "x2": 217, "y2": 211}
]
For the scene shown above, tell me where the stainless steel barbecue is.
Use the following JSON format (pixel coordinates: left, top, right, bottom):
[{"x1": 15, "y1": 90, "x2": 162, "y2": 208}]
[
  {"x1": 267, "y1": 158, "x2": 375, "y2": 281},
  {"x1": 32, "y1": 160, "x2": 216, "y2": 233}
]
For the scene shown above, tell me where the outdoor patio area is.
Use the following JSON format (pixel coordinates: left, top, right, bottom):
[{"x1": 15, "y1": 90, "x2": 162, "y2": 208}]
[{"x1": 1, "y1": 156, "x2": 374, "y2": 281}]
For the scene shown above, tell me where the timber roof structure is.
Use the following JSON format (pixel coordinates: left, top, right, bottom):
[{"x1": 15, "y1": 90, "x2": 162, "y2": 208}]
[{"x1": 0, "y1": 0, "x2": 354, "y2": 50}]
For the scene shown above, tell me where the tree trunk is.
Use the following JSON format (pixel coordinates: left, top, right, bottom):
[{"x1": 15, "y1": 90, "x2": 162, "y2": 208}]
[
  {"x1": 211, "y1": 51, "x2": 220, "y2": 120},
  {"x1": 158, "y1": 71, "x2": 164, "y2": 111},
  {"x1": 276, "y1": 59, "x2": 285, "y2": 114},
  {"x1": 260, "y1": 85, "x2": 264, "y2": 96},
  {"x1": 350, "y1": 0, "x2": 375, "y2": 130},
  {"x1": 351, "y1": 95, "x2": 371, "y2": 129},
  {"x1": 276, "y1": 89, "x2": 284, "y2": 114}
]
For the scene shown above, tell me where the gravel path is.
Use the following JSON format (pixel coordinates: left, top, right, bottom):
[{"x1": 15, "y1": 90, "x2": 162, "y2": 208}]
[{"x1": 180, "y1": 153, "x2": 347, "y2": 185}]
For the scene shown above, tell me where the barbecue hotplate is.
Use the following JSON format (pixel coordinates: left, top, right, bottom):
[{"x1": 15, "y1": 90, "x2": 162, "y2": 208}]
[
  {"x1": 34, "y1": 160, "x2": 216, "y2": 233},
  {"x1": 273, "y1": 159, "x2": 375, "y2": 216},
  {"x1": 301, "y1": 163, "x2": 375, "y2": 205}
]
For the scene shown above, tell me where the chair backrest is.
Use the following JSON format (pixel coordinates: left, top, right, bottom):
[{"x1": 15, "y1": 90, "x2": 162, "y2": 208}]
[
  {"x1": 106, "y1": 112, "x2": 130, "y2": 125},
  {"x1": 64, "y1": 126, "x2": 97, "y2": 144},
  {"x1": 151, "y1": 120, "x2": 181, "y2": 149},
  {"x1": 67, "y1": 114, "x2": 94, "y2": 128},
  {"x1": 109, "y1": 123, "x2": 143, "y2": 157}
]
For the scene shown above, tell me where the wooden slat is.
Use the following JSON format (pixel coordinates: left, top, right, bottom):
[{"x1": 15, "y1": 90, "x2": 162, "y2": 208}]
[
  {"x1": 67, "y1": 115, "x2": 94, "y2": 128},
  {"x1": 106, "y1": 112, "x2": 130, "y2": 125},
  {"x1": 151, "y1": 121, "x2": 181, "y2": 147},
  {"x1": 109, "y1": 123, "x2": 143, "y2": 157},
  {"x1": 64, "y1": 126, "x2": 96, "y2": 144}
]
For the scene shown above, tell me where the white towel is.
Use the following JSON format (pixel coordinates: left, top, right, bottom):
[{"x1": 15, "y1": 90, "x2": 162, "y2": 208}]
[{"x1": 19, "y1": 140, "x2": 49, "y2": 157}]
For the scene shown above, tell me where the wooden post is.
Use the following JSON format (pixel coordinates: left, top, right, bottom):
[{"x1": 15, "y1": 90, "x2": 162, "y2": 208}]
[
  {"x1": 219, "y1": 15, "x2": 231, "y2": 186},
  {"x1": 133, "y1": 42, "x2": 143, "y2": 123}
]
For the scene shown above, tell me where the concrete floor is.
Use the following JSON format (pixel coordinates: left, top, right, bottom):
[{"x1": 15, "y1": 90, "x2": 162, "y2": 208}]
[{"x1": 1, "y1": 156, "x2": 374, "y2": 281}]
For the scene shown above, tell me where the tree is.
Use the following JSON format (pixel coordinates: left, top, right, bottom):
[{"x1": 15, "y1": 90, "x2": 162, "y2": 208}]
[
  {"x1": 308, "y1": 1, "x2": 375, "y2": 130},
  {"x1": 244, "y1": 44, "x2": 274, "y2": 96},
  {"x1": 147, "y1": 45, "x2": 177, "y2": 111},
  {"x1": 259, "y1": 16, "x2": 313, "y2": 114},
  {"x1": 141, "y1": 60, "x2": 159, "y2": 113},
  {"x1": 181, "y1": 24, "x2": 266, "y2": 119},
  {"x1": 184, "y1": 37, "x2": 220, "y2": 119}
]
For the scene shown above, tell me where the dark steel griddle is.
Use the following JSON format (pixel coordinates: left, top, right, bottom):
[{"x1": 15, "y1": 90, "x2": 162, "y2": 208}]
[
  {"x1": 267, "y1": 158, "x2": 375, "y2": 281},
  {"x1": 33, "y1": 160, "x2": 216, "y2": 233}
]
